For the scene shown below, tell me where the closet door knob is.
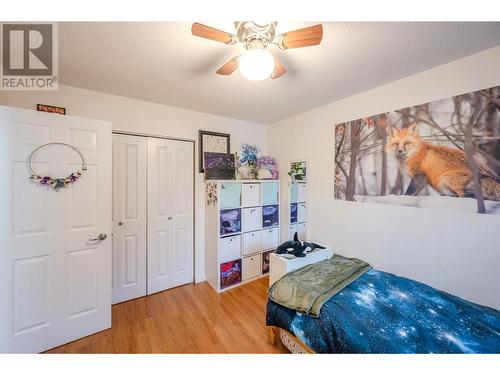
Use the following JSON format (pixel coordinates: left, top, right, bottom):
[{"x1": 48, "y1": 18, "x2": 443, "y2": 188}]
[
  {"x1": 168, "y1": 216, "x2": 172, "y2": 220},
  {"x1": 118, "y1": 221, "x2": 124, "y2": 226}
]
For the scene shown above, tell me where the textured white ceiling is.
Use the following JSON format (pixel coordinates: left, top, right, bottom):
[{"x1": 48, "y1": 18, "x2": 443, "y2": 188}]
[{"x1": 59, "y1": 22, "x2": 500, "y2": 124}]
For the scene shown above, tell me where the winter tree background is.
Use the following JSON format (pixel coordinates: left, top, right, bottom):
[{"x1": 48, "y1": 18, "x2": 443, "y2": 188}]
[{"x1": 334, "y1": 85, "x2": 500, "y2": 215}]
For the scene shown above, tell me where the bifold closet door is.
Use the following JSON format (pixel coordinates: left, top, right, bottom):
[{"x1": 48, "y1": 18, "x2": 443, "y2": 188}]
[
  {"x1": 112, "y1": 134, "x2": 147, "y2": 304},
  {"x1": 147, "y1": 138, "x2": 194, "y2": 294},
  {"x1": 0, "y1": 106, "x2": 112, "y2": 353}
]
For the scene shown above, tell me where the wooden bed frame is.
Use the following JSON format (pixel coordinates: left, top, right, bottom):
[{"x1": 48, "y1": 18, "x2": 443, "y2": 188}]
[{"x1": 268, "y1": 326, "x2": 315, "y2": 354}]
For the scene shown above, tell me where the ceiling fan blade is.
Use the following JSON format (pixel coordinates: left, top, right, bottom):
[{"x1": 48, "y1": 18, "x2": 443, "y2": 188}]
[
  {"x1": 191, "y1": 23, "x2": 237, "y2": 44},
  {"x1": 216, "y1": 56, "x2": 240, "y2": 75},
  {"x1": 272, "y1": 57, "x2": 287, "y2": 79},
  {"x1": 278, "y1": 24, "x2": 323, "y2": 49}
]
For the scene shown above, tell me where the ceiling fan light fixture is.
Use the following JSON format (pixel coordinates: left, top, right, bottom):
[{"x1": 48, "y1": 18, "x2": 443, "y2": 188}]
[{"x1": 239, "y1": 48, "x2": 274, "y2": 81}]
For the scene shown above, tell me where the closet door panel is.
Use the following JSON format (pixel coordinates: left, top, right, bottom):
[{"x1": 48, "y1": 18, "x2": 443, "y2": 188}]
[
  {"x1": 112, "y1": 135, "x2": 147, "y2": 304},
  {"x1": 148, "y1": 138, "x2": 193, "y2": 294},
  {"x1": 148, "y1": 139, "x2": 173, "y2": 294},
  {"x1": 170, "y1": 141, "x2": 194, "y2": 288}
]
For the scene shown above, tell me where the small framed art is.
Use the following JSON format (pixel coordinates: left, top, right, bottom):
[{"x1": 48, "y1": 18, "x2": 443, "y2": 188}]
[{"x1": 199, "y1": 130, "x2": 230, "y2": 173}]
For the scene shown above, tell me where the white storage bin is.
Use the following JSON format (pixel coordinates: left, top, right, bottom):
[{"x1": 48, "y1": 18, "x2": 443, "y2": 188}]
[
  {"x1": 242, "y1": 207, "x2": 261, "y2": 232},
  {"x1": 241, "y1": 183, "x2": 260, "y2": 207},
  {"x1": 297, "y1": 203, "x2": 307, "y2": 223},
  {"x1": 298, "y1": 183, "x2": 307, "y2": 202},
  {"x1": 242, "y1": 254, "x2": 261, "y2": 281},
  {"x1": 261, "y1": 227, "x2": 279, "y2": 250},
  {"x1": 219, "y1": 235, "x2": 241, "y2": 263},
  {"x1": 242, "y1": 231, "x2": 261, "y2": 256},
  {"x1": 269, "y1": 248, "x2": 333, "y2": 286}
]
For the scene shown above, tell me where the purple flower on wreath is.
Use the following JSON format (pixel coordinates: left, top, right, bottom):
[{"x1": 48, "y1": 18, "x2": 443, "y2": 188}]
[{"x1": 40, "y1": 176, "x2": 51, "y2": 185}]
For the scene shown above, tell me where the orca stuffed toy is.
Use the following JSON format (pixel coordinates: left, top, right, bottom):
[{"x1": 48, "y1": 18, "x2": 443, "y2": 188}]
[{"x1": 276, "y1": 232, "x2": 326, "y2": 258}]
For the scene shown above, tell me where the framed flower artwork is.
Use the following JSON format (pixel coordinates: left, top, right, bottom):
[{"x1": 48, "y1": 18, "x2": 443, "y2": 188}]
[{"x1": 199, "y1": 130, "x2": 230, "y2": 173}]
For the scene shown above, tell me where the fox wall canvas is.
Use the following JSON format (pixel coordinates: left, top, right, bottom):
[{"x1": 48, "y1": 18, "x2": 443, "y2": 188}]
[{"x1": 334, "y1": 86, "x2": 500, "y2": 215}]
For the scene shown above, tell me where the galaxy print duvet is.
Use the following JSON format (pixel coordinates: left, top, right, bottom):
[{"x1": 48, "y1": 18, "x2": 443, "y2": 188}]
[{"x1": 266, "y1": 269, "x2": 500, "y2": 353}]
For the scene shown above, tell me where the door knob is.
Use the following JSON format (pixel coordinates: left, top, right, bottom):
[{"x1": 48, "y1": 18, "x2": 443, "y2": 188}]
[
  {"x1": 89, "y1": 233, "x2": 108, "y2": 242},
  {"x1": 168, "y1": 216, "x2": 172, "y2": 220},
  {"x1": 118, "y1": 221, "x2": 124, "y2": 226}
]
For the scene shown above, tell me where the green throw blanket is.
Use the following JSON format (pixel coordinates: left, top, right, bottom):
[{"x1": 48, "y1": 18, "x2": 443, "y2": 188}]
[{"x1": 268, "y1": 254, "x2": 371, "y2": 317}]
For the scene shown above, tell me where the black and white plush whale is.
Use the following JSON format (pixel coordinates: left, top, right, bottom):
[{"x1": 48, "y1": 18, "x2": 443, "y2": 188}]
[{"x1": 276, "y1": 232, "x2": 326, "y2": 258}]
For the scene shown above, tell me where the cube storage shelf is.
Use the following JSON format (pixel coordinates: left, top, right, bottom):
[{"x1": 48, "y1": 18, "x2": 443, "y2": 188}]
[
  {"x1": 288, "y1": 180, "x2": 307, "y2": 241},
  {"x1": 205, "y1": 180, "x2": 281, "y2": 292}
]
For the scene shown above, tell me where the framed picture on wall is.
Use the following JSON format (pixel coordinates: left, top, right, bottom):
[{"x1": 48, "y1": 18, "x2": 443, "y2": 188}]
[
  {"x1": 204, "y1": 152, "x2": 236, "y2": 180},
  {"x1": 199, "y1": 130, "x2": 230, "y2": 173}
]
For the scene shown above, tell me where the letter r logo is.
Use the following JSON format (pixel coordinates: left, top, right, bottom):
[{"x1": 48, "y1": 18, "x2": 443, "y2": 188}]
[{"x1": 2, "y1": 24, "x2": 53, "y2": 76}]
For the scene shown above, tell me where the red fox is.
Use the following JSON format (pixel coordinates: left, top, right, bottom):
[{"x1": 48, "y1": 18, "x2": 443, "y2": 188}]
[{"x1": 386, "y1": 123, "x2": 500, "y2": 201}]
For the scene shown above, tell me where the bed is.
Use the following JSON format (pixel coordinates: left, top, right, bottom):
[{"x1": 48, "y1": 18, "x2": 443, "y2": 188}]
[{"x1": 266, "y1": 254, "x2": 500, "y2": 354}]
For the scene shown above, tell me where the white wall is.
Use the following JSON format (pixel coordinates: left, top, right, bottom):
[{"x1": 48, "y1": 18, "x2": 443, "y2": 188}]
[
  {"x1": 0, "y1": 84, "x2": 268, "y2": 283},
  {"x1": 268, "y1": 45, "x2": 500, "y2": 309},
  {"x1": 1, "y1": 46, "x2": 499, "y2": 309}
]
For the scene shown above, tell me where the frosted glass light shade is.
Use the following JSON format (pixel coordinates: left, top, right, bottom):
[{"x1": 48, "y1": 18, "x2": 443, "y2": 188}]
[{"x1": 239, "y1": 49, "x2": 274, "y2": 81}]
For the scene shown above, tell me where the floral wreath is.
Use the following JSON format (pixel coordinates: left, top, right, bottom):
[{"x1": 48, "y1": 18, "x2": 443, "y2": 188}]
[{"x1": 28, "y1": 143, "x2": 87, "y2": 191}]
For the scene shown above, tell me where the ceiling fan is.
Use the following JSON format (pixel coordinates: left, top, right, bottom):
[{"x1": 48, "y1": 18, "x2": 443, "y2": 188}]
[{"x1": 191, "y1": 21, "x2": 323, "y2": 81}]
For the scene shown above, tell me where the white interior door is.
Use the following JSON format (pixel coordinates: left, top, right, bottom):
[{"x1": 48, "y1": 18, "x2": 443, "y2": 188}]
[
  {"x1": 147, "y1": 138, "x2": 194, "y2": 294},
  {"x1": 112, "y1": 134, "x2": 147, "y2": 304},
  {"x1": 0, "y1": 106, "x2": 112, "y2": 353}
]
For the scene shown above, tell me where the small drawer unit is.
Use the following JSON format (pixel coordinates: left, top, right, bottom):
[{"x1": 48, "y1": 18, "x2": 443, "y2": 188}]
[
  {"x1": 242, "y1": 231, "x2": 261, "y2": 256},
  {"x1": 205, "y1": 180, "x2": 281, "y2": 293},
  {"x1": 262, "y1": 181, "x2": 279, "y2": 205},
  {"x1": 242, "y1": 254, "x2": 261, "y2": 281},
  {"x1": 262, "y1": 204, "x2": 279, "y2": 228},
  {"x1": 297, "y1": 183, "x2": 307, "y2": 202},
  {"x1": 261, "y1": 227, "x2": 279, "y2": 250},
  {"x1": 262, "y1": 249, "x2": 275, "y2": 274},
  {"x1": 220, "y1": 208, "x2": 241, "y2": 235},
  {"x1": 297, "y1": 203, "x2": 307, "y2": 223},
  {"x1": 290, "y1": 203, "x2": 298, "y2": 223},
  {"x1": 297, "y1": 222, "x2": 307, "y2": 241},
  {"x1": 290, "y1": 182, "x2": 298, "y2": 203},
  {"x1": 241, "y1": 183, "x2": 260, "y2": 207},
  {"x1": 220, "y1": 183, "x2": 242, "y2": 208},
  {"x1": 219, "y1": 234, "x2": 241, "y2": 263},
  {"x1": 220, "y1": 259, "x2": 242, "y2": 289},
  {"x1": 242, "y1": 207, "x2": 261, "y2": 232}
]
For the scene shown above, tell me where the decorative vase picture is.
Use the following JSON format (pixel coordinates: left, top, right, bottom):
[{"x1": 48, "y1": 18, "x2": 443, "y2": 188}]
[
  {"x1": 289, "y1": 161, "x2": 306, "y2": 181},
  {"x1": 256, "y1": 156, "x2": 279, "y2": 180},
  {"x1": 262, "y1": 204, "x2": 279, "y2": 227},
  {"x1": 237, "y1": 143, "x2": 260, "y2": 179},
  {"x1": 219, "y1": 208, "x2": 241, "y2": 235}
]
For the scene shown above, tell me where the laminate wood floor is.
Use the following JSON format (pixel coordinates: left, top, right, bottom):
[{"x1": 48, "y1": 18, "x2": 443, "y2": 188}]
[{"x1": 45, "y1": 277, "x2": 288, "y2": 353}]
